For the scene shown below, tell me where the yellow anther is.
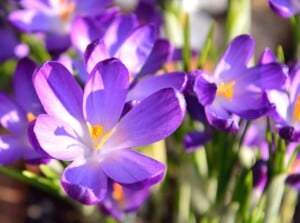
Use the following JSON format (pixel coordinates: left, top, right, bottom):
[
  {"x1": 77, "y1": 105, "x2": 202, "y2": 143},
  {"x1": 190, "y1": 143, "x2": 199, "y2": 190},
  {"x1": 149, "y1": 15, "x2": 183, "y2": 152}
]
[
  {"x1": 27, "y1": 112, "x2": 36, "y2": 123},
  {"x1": 59, "y1": 0, "x2": 75, "y2": 22},
  {"x1": 87, "y1": 123, "x2": 113, "y2": 150},
  {"x1": 216, "y1": 81, "x2": 236, "y2": 99},
  {"x1": 112, "y1": 183, "x2": 125, "y2": 204},
  {"x1": 294, "y1": 95, "x2": 300, "y2": 121}
]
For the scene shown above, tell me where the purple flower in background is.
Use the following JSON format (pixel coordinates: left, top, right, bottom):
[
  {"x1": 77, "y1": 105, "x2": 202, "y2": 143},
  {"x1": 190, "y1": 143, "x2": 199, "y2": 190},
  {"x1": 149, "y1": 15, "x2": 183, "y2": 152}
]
[
  {"x1": 99, "y1": 179, "x2": 150, "y2": 221},
  {"x1": 0, "y1": 58, "x2": 48, "y2": 164},
  {"x1": 269, "y1": 0, "x2": 300, "y2": 17},
  {"x1": 268, "y1": 62, "x2": 300, "y2": 142},
  {"x1": 0, "y1": 27, "x2": 29, "y2": 62},
  {"x1": 33, "y1": 58, "x2": 185, "y2": 204},
  {"x1": 74, "y1": 13, "x2": 172, "y2": 81},
  {"x1": 9, "y1": 0, "x2": 113, "y2": 54},
  {"x1": 251, "y1": 160, "x2": 268, "y2": 205},
  {"x1": 193, "y1": 35, "x2": 287, "y2": 132}
]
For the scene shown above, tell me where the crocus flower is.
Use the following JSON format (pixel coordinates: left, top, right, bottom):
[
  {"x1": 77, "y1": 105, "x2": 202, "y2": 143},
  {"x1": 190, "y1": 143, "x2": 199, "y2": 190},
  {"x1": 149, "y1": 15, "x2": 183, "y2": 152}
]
[
  {"x1": 33, "y1": 58, "x2": 185, "y2": 204},
  {"x1": 0, "y1": 58, "x2": 48, "y2": 164},
  {"x1": 193, "y1": 35, "x2": 287, "y2": 132},
  {"x1": 9, "y1": 0, "x2": 113, "y2": 54},
  {"x1": 268, "y1": 62, "x2": 300, "y2": 142},
  {"x1": 99, "y1": 179, "x2": 150, "y2": 221},
  {"x1": 269, "y1": 0, "x2": 300, "y2": 17},
  {"x1": 73, "y1": 13, "x2": 172, "y2": 81}
]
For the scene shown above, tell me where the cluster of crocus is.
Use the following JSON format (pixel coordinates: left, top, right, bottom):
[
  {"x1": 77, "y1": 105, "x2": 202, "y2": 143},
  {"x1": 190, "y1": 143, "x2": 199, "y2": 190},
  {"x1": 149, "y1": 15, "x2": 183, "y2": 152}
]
[{"x1": 2, "y1": 0, "x2": 300, "y2": 222}]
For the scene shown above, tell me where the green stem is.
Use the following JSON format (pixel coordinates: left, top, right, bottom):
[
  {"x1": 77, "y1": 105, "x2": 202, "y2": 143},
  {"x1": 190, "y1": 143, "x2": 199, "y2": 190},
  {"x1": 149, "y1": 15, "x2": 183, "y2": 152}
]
[
  {"x1": 177, "y1": 164, "x2": 192, "y2": 223},
  {"x1": 0, "y1": 166, "x2": 62, "y2": 200},
  {"x1": 225, "y1": 0, "x2": 251, "y2": 43},
  {"x1": 263, "y1": 174, "x2": 287, "y2": 223},
  {"x1": 290, "y1": 15, "x2": 300, "y2": 59}
]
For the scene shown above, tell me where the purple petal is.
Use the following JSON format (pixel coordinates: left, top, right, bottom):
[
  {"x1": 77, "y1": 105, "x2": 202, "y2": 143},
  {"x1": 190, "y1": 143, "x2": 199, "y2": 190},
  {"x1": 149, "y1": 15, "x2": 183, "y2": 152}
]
[
  {"x1": 84, "y1": 39, "x2": 110, "y2": 74},
  {"x1": 0, "y1": 135, "x2": 23, "y2": 165},
  {"x1": 26, "y1": 120, "x2": 51, "y2": 164},
  {"x1": 33, "y1": 62, "x2": 85, "y2": 129},
  {"x1": 13, "y1": 58, "x2": 42, "y2": 115},
  {"x1": 9, "y1": 10, "x2": 61, "y2": 33},
  {"x1": 134, "y1": 1, "x2": 163, "y2": 27},
  {"x1": 115, "y1": 24, "x2": 157, "y2": 75},
  {"x1": 205, "y1": 104, "x2": 240, "y2": 132},
  {"x1": 225, "y1": 92, "x2": 274, "y2": 120},
  {"x1": 185, "y1": 94, "x2": 207, "y2": 123},
  {"x1": 269, "y1": 0, "x2": 300, "y2": 17},
  {"x1": 71, "y1": 17, "x2": 105, "y2": 55},
  {"x1": 101, "y1": 149, "x2": 165, "y2": 187},
  {"x1": 103, "y1": 13, "x2": 138, "y2": 56},
  {"x1": 184, "y1": 131, "x2": 211, "y2": 152},
  {"x1": 62, "y1": 159, "x2": 107, "y2": 204},
  {"x1": 0, "y1": 92, "x2": 26, "y2": 134},
  {"x1": 127, "y1": 71, "x2": 187, "y2": 101},
  {"x1": 104, "y1": 88, "x2": 186, "y2": 150},
  {"x1": 194, "y1": 72, "x2": 217, "y2": 106},
  {"x1": 0, "y1": 28, "x2": 20, "y2": 62},
  {"x1": 99, "y1": 179, "x2": 150, "y2": 221},
  {"x1": 139, "y1": 38, "x2": 173, "y2": 76},
  {"x1": 252, "y1": 160, "x2": 268, "y2": 192},
  {"x1": 238, "y1": 63, "x2": 288, "y2": 90},
  {"x1": 45, "y1": 33, "x2": 71, "y2": 55},
  {"x1": 34, "y1": 115, "x2": 87, "y2": 161},
  {"x1": 74, "y1": 0, "x2": 114, "y2": 16},
  {"x1": 72, "y1": 58, "x2": 89, "y2": 83},
  {"x1": 257, "y1": 48, "x2": 277, "y2": 65},
  {"x1": 84, "y1": 58, "x2": 129, "y2": 130},
  {"x1": 278, "y1": 126, "x2": 300, "y2": 142},
  {"x1": 215, "y1": 35, "x2": 254, "y2": 81}
]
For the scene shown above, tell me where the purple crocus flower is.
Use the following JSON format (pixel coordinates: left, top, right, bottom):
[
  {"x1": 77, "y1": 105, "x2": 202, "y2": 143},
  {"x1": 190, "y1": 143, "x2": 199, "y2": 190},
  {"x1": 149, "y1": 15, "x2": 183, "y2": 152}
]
[
  {"x1": 0, "y1": 58, "x2": 48, "y2": 164},
  {"x1": 269, "y1": 0, "x2": 300, "y2": 17},
  {"x1": 9, "y1": 0, "x2": 113, "y2": 54},
  {"x1": 193, "y1": 35, "x2": 287, "y2": 132},
  {"x1": 33, "y1": 58, "x2": 185, "y2": 204},
  {"x1": 99, "y1": 179, "x2": 150, "y2": 221},
  {"x1": 268, "y1": 62, "x2": 300, "y2": 142},
  {"x1": 73, "y1": 13, "x2": 172, "y2": 81}
]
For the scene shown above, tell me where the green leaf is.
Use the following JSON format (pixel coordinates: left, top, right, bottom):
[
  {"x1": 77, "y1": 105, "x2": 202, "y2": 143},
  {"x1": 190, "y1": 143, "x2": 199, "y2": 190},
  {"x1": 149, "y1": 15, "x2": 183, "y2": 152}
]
[
  {"x1": 40, "y1": 164, "x2": 60, "y2": 179},
  {"x1": 182, "y1": 12, "x2": 191, "y2": 71},
  {"x1": 198, "y1": 22, "x2": 216, "y2": 69},
  {"x1": 21, "y1": 34, "x2": 51, "y2": 63},
  {"x1": 225, "y1": 0, "x2": 251, "y2": 43},
  {"x1": 276, "y1": 45, "x2": 285, "y2": 62}
]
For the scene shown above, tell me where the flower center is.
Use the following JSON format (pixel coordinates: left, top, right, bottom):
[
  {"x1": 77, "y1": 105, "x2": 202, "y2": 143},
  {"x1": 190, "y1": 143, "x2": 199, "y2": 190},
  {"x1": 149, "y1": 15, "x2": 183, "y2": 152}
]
[
  {"x1": 59, "y1": 0, "x2": 75, "y2": 22},
  {"x1": 87, "y1": 123, "x2": 113, "y2": 150},
  {"x1": 216, "y1": 81, "x2": 235, "y2": 99},
  {"x1": 293, "y1": 95, "x2": 300, "y2": 121},
  {"x1": 27, "y1": 112, "x2": 36, "y2": 123},
  {"x1": 112, "y1": 182, "x2": 125, "y2": 205}
]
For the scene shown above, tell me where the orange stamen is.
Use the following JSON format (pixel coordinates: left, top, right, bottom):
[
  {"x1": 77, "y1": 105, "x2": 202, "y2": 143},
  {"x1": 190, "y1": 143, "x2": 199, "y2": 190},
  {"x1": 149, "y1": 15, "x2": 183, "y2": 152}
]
[
  {"x1": 112, "y1": 183, "x2": 125, "y2": 204},
  {"x1": 216, "y1": 81, "x2": 235, "y2": 99},
  {"x1": 87, "y1": 123, "x2": 113, "y2": 150},
  {"x1": 293, "y1": 95, "x2": 300, "y2": 121},
  {"x1": 59, "y1": 0, "x2": 75, "y2": 22},
  {"x1": 27, "y1": 112, "x2": 36, "y2": 123}
]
